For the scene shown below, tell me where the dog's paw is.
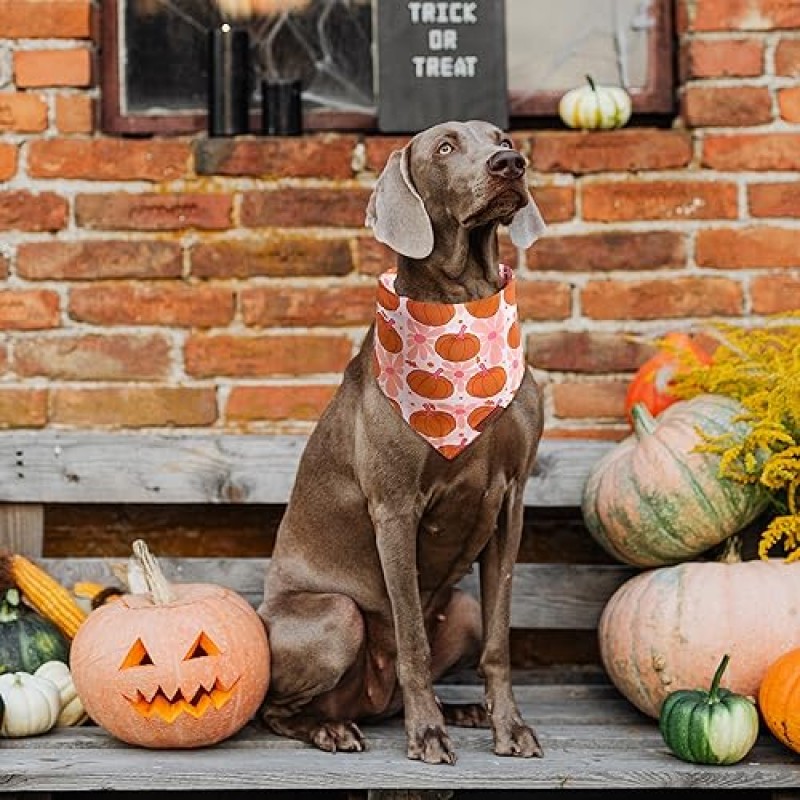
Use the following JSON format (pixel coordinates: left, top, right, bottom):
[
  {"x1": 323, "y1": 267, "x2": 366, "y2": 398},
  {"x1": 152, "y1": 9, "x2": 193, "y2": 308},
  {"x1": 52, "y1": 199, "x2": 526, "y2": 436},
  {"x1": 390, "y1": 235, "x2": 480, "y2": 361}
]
[
  {"x1": 311, "y1": 721, "x2": 366, "y2": 753},
  {"x1": 494, "y1": 721, "x2": 543, "y2": 758},
  {"x1": 407, "y1": 724, "x2": 457, "y2": 765},
  {"x1": 441, "y1": 701, "x2": 490, "y2": 728}
]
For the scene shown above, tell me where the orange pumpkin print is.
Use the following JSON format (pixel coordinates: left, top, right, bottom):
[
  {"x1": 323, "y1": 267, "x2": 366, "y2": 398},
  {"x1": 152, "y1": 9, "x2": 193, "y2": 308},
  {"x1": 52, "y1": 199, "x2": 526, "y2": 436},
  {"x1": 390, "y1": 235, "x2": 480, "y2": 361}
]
[
  {"x1": 407, "y1": 368, "x2": 454, "y2": 399},
  {"x1": 376, "y1": 313, "x2": 402, "y2": 353},
  {"x1": 503, "y1": 280, "x2": 516, "y2": 305},
  {"x1": 377, "y1": 281, "x2": 400, "y2": 311},
  {"x1": 407, "y1": 300, "x2": 455, "y2": 326},
  {"x1": 468, "y1": 403, "x2": 500, "y2": 431},
  {"x1": 434, "y1": 325, "x2": 481, "y2": 362},
  {"x1": 465, "y1": 293, "x2": 501, "y2": 319},
  {"x1": 507, "y1": 321, "x2": 521, "y2": 349},
  {"x1": 466, "y1": 365, "x2": 507, "y2": 398},
  {"x1": 410, "y1": 404, "x2": 456, "y2": 438},
  {"x1": 438, "y1": 443, "x2": 466, "y2": 459}
]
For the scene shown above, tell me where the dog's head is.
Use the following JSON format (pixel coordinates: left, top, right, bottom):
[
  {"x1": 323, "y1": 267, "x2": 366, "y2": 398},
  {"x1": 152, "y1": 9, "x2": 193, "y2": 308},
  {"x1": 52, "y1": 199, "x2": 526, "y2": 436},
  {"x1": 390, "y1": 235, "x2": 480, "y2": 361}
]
[{"x1": 366, "y1": 120, "x2": 545, "y2": 260}]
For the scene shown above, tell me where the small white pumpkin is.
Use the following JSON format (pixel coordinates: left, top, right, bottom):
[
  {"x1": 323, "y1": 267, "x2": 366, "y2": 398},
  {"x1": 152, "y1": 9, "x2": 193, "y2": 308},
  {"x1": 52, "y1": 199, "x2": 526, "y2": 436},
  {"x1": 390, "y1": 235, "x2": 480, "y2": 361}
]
[
  {"x1": 559, "y1": 76, "x2": 632, "y2": 130},
  {"x1": 0, "y1": 671, "x2": 60, "y2": 737},
  {"x1": 35, "y1": 660, "x2": 88, "y2": 727}
]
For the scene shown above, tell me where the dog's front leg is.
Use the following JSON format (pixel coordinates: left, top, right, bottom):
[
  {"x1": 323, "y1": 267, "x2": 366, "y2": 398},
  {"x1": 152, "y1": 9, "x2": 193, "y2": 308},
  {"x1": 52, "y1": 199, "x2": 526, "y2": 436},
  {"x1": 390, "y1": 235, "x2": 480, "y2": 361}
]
[
  {"x1": 373, "y1": 507, "x2": 456, "y2": 765},
  {"x1": 479, "y1": 483, "x2": 542, "y2": 757}
]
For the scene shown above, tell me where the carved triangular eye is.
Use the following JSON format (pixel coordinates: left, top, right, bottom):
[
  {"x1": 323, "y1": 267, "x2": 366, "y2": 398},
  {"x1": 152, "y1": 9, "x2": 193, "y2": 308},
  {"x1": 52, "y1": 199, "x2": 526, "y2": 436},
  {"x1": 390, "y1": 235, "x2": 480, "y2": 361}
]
[
  {"x1": 184, "y1": 632, "x2": 221, "y2": 660},
  {"x1": 120, "y1": 638, "x2": 153, "y2": 669}
]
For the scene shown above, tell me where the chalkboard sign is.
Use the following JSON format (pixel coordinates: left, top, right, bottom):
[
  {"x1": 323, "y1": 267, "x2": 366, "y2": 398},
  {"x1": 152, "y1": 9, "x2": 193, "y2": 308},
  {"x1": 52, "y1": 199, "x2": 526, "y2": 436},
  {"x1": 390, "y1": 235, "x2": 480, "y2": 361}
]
[{"x1": 376, "y1": 1, "x2": 508, "y2": 133}]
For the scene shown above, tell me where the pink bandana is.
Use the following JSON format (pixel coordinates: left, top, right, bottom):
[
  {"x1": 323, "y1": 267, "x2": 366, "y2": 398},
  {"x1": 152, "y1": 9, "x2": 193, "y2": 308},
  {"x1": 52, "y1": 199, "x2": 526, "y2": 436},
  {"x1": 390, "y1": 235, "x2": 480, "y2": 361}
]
[{"x1": 373, "y1": 266, "x2": 526, "y2": 459}]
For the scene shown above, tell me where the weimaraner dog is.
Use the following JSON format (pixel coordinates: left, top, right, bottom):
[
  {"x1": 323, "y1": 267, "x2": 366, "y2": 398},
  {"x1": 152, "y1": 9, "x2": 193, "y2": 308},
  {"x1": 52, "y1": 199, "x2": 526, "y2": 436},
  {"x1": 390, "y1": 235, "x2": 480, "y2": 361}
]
[{"x1": 259, "y1": 120, "x2": 546, "y2": 765}]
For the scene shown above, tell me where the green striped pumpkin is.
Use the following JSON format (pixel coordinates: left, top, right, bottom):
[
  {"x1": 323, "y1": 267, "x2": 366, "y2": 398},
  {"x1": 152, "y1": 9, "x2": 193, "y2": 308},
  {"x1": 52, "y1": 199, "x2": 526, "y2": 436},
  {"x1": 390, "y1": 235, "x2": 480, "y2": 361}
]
[{"x1": 582, "y1": 395, "x2": 767, "y2": 567}]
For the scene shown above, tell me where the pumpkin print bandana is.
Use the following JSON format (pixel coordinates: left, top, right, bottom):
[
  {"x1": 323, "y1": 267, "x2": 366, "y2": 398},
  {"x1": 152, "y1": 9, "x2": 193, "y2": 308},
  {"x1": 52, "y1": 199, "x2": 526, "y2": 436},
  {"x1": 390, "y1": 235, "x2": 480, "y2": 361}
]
[{"x1": 374, "y1": 266, "x2": 526, "y2": 459}]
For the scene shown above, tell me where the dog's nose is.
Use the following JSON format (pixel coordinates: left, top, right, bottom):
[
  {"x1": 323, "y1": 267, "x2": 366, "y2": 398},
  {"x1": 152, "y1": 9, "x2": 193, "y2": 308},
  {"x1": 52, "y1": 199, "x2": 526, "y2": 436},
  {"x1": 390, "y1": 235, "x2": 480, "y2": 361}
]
[{"x1": 487, "y1": 150, "x2": 526, "y2": 180}]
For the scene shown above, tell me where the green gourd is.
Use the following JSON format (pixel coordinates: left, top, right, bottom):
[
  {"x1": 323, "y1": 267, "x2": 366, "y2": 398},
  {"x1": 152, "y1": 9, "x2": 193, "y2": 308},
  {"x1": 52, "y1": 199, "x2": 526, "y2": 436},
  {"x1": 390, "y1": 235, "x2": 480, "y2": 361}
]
[
  {"x1": 0, "y1": 589, "x2": 69, "y2": 673},
  {"x1": 659, "y1": 654, "x2": 759, "y2": 765}
]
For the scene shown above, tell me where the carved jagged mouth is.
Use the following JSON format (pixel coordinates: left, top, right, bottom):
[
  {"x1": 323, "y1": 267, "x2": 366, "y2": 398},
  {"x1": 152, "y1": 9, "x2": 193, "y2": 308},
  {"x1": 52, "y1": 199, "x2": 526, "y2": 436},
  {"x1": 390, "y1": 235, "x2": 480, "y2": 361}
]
[{"x1": 127, "y1": 678, "x2": 240, "y2": 722}]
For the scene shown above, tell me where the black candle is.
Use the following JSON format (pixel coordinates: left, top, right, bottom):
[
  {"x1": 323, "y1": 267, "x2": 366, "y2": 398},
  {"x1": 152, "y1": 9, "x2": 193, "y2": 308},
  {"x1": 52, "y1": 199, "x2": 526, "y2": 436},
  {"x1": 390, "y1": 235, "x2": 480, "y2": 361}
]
[
  {"x1": 207, "y1": 24, "x2": 250, "y2": 137},
  {"x1": 261, "y1": 78, "x2": 302, "y2": 136}
]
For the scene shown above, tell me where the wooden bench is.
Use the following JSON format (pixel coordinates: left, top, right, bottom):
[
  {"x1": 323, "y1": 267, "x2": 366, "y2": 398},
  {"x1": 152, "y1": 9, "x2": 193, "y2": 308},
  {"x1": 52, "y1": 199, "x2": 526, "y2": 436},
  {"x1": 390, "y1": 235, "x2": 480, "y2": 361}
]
[{"x1": 2, "y1": 431, "x2": 799, "y2": 799}]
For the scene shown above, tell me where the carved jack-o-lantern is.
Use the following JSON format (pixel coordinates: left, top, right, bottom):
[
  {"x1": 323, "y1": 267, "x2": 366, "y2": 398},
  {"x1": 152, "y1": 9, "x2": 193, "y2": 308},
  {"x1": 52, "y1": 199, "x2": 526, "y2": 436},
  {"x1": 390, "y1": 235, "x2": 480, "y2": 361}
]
[{"x1": 70, "y1": 541, "x2": 270, "y2": 749}]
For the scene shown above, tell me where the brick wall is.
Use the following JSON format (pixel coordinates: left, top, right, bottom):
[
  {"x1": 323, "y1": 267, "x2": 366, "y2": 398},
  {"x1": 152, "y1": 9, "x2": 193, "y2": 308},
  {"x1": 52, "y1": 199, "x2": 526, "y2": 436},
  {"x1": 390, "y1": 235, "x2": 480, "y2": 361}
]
[{"x1": 1, "y1": 0, "x2": 798, "y2": 439}]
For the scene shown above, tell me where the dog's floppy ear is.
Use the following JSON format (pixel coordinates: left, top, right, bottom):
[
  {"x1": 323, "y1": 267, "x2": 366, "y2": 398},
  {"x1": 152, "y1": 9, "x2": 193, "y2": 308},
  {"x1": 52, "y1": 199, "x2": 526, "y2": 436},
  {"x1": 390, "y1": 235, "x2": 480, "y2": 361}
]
[
  {"x1": 366, "y1": 148, "x2": 434, "y2": 259},
  {"x1": 509, "y1": 190, "x2": 547, "y2": 249}
]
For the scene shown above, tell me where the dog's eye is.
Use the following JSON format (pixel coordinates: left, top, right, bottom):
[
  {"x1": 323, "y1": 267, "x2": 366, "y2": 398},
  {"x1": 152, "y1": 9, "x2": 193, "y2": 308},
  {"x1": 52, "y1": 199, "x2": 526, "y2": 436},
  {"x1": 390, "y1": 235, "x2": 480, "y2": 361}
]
[
  {"x1": 499, "y1": 139, "x2": 513, "y2": 149},
  {"x1": 437, "y1": 142, "x2": 454, "y2": 155}
]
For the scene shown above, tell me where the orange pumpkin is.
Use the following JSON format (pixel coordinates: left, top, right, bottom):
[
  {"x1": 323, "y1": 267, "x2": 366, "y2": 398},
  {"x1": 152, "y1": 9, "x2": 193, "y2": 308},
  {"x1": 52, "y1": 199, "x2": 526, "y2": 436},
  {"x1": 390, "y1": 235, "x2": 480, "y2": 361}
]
[
  {"x1": 406, "y1": 300, "x2": 455, "y2": 326},
  {"x1": 410, "y1": 405, "x2": 456, "y2": 438},
  {"x1": 376, "y1": 314, "x2": 402, "y2": 353},
  {"x1": 376, "y1": 282, "x2": 400, "y2": 311},
  {"x1": 625, "y1": 333, "x2": 711, "y2": 422},
  {"x1": 407, "y1": 368, "x2": 454, "y2": 399},
  {"x1": 600, "y1": 547, "x2": 800, "y2": 719},
  {"x1": 467, "y1": 403, "x2": 499, "y2": 431},
  {"x1": 435, "y1": 326, "x2": 481, "y2": 362},
  {"x1": 760, "y1": 648, "x2": 800, "y2": 753},
  {"x1": 503, "y1": 281, "x2": 516, "y2": 305},
  {"x1": 466, "y1": 365, "x2": 507, "y2": 398},
  {"x1": 507, "y1": 321, "x2": 521, "y2": 349},
  {"x1": 465, "y1": 293, "x2": 501, "y2": 319},
  {"x1": 70, "y1": 541, "x2": 270, "y2": 749}
]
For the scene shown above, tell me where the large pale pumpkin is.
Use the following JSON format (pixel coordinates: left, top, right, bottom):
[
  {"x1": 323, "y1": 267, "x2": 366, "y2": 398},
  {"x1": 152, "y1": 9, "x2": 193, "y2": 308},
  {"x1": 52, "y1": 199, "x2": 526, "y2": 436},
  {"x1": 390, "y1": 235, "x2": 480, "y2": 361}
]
[
  {"x1": 70, "y1": 541, "x2": 270, "y2": 749},
  {"x1": 582, "y1": 395, "x2": 767, "y2": 567},
  {"x1": 599, "y1": 552, "x2": 800, "y2": 718}
]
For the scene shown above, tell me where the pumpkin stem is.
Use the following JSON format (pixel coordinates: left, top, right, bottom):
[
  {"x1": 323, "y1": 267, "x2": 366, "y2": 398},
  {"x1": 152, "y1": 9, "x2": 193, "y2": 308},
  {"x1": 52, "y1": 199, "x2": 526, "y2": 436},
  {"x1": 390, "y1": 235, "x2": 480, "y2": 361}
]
[
  {"x1": 708, "y1": 654, "x2": 731, "y2": 703},
  {"x1": 131, "y1": 539, "x2": 174, "y2": 605},
  {"x1": 718, "y1": 535, "x2": 743, "y2": 564},
  {"x1": 0, "y1": 588, "x2": 20, "y2": 623},
  {"x1": 586, "y1": 74, "x2": 597, "y2": 92},
  {"x1": 631, "y1": 403, "x2": 658, "y2": 438}
]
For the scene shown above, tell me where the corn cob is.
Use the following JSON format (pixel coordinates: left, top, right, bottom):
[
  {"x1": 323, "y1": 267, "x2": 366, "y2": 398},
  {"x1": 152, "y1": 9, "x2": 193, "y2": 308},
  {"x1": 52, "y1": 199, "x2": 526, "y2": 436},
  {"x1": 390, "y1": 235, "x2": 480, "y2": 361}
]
[
  {"x1": 10, "y1": 554, "x2": 88, "y2": 638},
  {"x1": 73, "y1": 580, "x2": 123, "y2": 610}
]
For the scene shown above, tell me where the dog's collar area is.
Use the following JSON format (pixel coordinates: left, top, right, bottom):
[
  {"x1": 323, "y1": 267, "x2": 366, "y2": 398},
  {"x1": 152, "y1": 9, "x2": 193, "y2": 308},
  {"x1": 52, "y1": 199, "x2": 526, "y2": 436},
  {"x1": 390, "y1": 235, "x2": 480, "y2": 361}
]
[{"x1": 374, "y1": 266, "x2": 525, "y2": 460}]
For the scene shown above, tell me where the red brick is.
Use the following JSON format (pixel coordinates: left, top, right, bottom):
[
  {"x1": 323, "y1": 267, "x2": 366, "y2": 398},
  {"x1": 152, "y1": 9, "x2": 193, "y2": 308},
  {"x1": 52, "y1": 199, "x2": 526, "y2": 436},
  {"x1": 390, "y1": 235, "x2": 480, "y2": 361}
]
[
  {"x1": 0, "y1": 93, "x2": 48, "y2": 132},
  {"x1": 17, "y1": 241, "x2": 183, "y2": 280},
  {"x1": 544, "y1": 426, "x2": 629, "y2": 442},
  {"x1": 0, "y1": 388, "x2": 47, "y2": 428},
  {"x1": 75, "y1": 193, "x2": 232, "y2": 231},
  {"x1": 363, "y1": 136, "x2": 411, "y2": 172},
  {"x1": 196, "y1": 135, "x2": 356, "y2": 179},
  {"x1": 191, "y1": 237, "x2": 353, "y2": 279},
  {"x1": 356, "y1": 237, "x2": 395, "y2": 276},
  {"x1": 528, "y1": 231, "x2": 685, "y2": 272},
  {"x1": 0, "y1": 343, "x2": 7, "y2": 373},
  {"x1": 581, "y1": 278, "x2": 743, "y2": 320},
  {"x1": 0, "y1": 191, "x2": 67, "y2": 231},
  {"x1": 14, "y1": 334, "x2": 171, "y2": 380},
  {"x1": 184, "y1": 334, "x2": 353, "y2": 377},
  {"x1": 582, "y1": 180, "x2": 738, "y2": 222},
  {"x1": 51, "y1": 387, "x2": 217, "y2": 427},
  {"x1": 226, "y1": 385, "x2": 338, "y2": 423},
  {"x1": 242, "y1": 285, "x2": 375, "y2": 328},
  {"x1": 0, "y1": 144, "x2": 16, "y2": 181},
  {"x1": 751, "y1": 274, "x2": 800, "y2": 313},
  {"x1": 527, "y1": 332, "x2": 653, "y2": 374},
  {"x1": 54, "y1": 94, "x2": 94, "y2": 133},
  {"x1": 69, "y1": 283, "x2": 234, "y2": 327},
  {"x1": 696, "y1": 227, "x2": 800, "y2": 268},
  {"x1": 531, "y1": 185, "x2": 575, "y2": 223},
  {"x1": 776, "y1": 38, "x2": 800, "y2": 76},
  {"x1": 551, "y1": 381, "x2": 628, "y2": 420},
  {"x1": 681, "y1": 38, "x2": 765, "y2": 78},
  {"x1": 682, "y1": 85, "x2": 772, "y2": 127},
  {"x1": 0, "y1": 254, "x2": 7, "y2": 280},
  {"x1": 748, "y1": 183, "x2": 800, "y2": 218},
  {"x1": 0, "y1": 290, "x2": 60, "y2": 329},
  {"x1": 29, "y1": 139, "x2": 190, "y2": 181},
  {"x1": 14, "y1": 48, "x2": 92, "y2": 88},
  {"x1": 703, "y1": 134, "x2": 800, "y2": 170},
  {"x1": 685, "y1": 0, "x2": 800, "y2": 31},
  {"x1": 241, "y1": 187, "x2": 372, "y2": 228},
  {"x1": 526, "y1": 130, "x2": 692, "y2": 174},
  {"x1": 0, "y1": 0, "x2": 91, "y2": 37},
  {"x1": 778, "y1": 87, "x2": 800, "y2": 122},
  {"x1": 516, "y1": 281, "x2": 572, "y2": 321}
]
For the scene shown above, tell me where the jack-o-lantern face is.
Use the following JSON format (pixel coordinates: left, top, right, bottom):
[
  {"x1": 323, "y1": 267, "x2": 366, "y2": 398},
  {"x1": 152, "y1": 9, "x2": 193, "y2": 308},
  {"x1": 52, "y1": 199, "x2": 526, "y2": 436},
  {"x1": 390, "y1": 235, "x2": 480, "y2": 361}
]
[{"x1": 71, "y1": 584, "x2": 270, "y2": 749}]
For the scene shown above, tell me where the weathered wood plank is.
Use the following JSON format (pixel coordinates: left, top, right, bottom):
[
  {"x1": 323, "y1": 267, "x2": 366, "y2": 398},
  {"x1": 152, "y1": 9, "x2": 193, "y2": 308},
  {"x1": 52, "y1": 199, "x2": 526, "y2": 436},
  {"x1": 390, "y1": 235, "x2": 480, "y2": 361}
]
[
  {"x1": 37, "y1": 558, "x2": 635, "y2": 631},
  {"x1": 0, "y1": 503, "x2": 44, "y2": 555},
  {"x1": 0, "y1": 433, "x2": 612, "y2": 507}
]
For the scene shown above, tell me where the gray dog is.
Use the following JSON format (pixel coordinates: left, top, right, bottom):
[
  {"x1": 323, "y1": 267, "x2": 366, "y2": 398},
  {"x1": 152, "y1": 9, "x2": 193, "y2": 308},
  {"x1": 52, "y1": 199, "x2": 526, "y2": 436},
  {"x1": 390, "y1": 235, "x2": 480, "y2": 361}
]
[{"x1": 259, "y1": 120, "x2": 546, "y2": 765}]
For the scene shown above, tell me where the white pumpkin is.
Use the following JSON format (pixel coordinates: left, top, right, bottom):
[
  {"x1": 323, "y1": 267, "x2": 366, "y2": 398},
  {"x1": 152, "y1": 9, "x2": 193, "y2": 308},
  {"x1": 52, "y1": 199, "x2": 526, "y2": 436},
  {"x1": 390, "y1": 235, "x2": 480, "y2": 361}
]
[
  {"x1": 0, "y1": 671, "x2": 60, "y2": 737},
  {"x1": 559, "y1": 76, "x2": 632, "y2": 130},
  {"x1": 35, "y1": 660, "x2": 88, "y2": 727}
]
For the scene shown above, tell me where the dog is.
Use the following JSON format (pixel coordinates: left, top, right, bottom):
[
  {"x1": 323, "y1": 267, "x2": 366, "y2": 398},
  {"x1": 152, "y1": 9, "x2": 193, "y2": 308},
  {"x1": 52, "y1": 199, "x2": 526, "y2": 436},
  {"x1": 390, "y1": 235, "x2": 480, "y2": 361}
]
[{"x1": 258, "y1": 120, "x2": 546, "y2": 765}]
